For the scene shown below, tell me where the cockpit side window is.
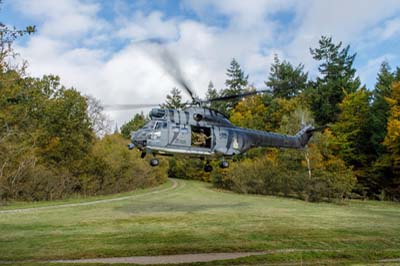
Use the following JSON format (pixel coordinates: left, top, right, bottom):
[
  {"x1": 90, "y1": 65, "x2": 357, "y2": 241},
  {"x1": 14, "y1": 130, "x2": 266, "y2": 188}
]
[
  {"x1": 143, "y1": 121, "x2": 155, "y2": 129},
  {"x1": 155, "y1": 121, "x2": 162, "y2": 130}
]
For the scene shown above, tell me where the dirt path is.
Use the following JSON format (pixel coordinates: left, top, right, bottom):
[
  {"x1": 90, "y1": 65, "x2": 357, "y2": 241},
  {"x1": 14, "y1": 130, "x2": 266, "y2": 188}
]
[
  {"x1": 0, "y1": 179, "x2": 178, "y2": 214},
  {"x1": 52, "y1": 251, "x2": 278, "y2": 264},
  {"x1": 51, "y1": 251, "x2": 400, "y2": 265}
]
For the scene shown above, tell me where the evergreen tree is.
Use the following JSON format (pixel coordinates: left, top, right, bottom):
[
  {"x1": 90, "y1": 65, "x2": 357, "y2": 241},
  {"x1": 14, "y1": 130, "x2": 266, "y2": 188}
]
[
  {"x1": 225, "y1": 58, "x2": 248, "y2": 95},
  {"x1": 383, "y1": 81, "x2": 400, "y2": 197},
  {"x1": 266, "y1": 54, "x2": 308, "y2": 99},
  {"x1": 332, "y1": 89, "x2": 372, "y2": 166},
  {"x1": 206, "y1": 81, "x2": 218, "y2": 101},
  {"x1": 205, "y1": 80, "x2": 225, "y2": 113},
  {"x1": 370, "y1": 61, "x2": 395, "y2": 156},
  {"x1": 220, "y1": 58, "x2": 249, "y2": 113},
  {"x1": 308, "y1": 36, "x2": 361, "y2": 125},
  {"x1": 331, "y1": 89, "x2": 372, "y2": 194},
  {"x1": 120, "y1": 112, "x2": 147, "y2": 139},
  {"x1": 161, "y1": 87, "x2": 185, "y2": 109}
]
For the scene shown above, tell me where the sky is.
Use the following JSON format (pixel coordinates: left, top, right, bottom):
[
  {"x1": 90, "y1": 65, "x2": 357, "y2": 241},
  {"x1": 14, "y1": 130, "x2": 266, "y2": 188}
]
[{"x1": 2, "y1": 0, "x2": 400, "y2": 127}]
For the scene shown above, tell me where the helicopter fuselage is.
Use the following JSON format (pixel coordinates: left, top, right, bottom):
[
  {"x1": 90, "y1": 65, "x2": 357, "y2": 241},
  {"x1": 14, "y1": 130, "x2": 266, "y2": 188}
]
[{"x1": 130, "y1": 107, "x2": 313, "y2": 160}]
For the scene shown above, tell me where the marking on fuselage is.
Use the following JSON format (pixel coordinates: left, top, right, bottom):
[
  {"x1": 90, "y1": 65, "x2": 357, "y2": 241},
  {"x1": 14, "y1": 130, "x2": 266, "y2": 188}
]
[
  {"x1": 170, "y1": 126, "x2": 180, "y2": 144},
  {"x1": 185, "y1": 111, "x2": 189, "y2": 124},
  {"x1": 212, "y1": 126, "x2": 216, "y2": 150},
  {"x1": 232, "y1": 137, "x2": 239, "y2": 150},
  {"x1": 226, "y1": 130, "x2": 233, "y2": 151},
  {"x1": 169, "y1": 110, "x2": 175, "y2": 123}
]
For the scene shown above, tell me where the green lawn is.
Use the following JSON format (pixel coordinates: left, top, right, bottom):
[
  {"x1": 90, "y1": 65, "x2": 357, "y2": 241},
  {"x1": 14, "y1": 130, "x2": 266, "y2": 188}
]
[{"x1": 0, "y1": 178, "x2": 399, "y2": 265}]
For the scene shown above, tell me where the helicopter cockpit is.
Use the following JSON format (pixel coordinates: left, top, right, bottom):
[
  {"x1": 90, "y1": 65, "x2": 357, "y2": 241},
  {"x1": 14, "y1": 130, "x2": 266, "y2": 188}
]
[
  {"x1": 129, "y1": 105, "x2": 172, "y2": 149},
  {"x1": 130, "y1": 120, "x2": 162, "y2": 150}
]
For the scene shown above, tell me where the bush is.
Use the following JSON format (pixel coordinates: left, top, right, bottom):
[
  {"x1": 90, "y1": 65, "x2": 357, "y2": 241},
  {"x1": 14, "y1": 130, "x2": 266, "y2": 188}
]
[
  {"x1": 212, "y1": 132, "x2": 356, "y2": 202},
  {"x1": 0, "y1": 134, "x2": 167, "y2": 203}
]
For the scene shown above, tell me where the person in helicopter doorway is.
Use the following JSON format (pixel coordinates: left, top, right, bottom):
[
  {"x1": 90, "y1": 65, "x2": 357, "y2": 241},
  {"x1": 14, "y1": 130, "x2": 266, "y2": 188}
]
[{"x1": 192, "y1": 128, "x2": 211, "y2": 147}]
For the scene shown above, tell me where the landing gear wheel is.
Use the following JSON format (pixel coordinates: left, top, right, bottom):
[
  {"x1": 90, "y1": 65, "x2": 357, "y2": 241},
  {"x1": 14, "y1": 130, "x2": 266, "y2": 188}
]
[
  {"x1": 150, "y1": 158, "x2": 159, "y2": 167},
  {"x1": 220, "y1": 161, "x2": 229, "y2": 169},
  {"x1": 204, "y1": 164, "x2": 213, "y2": 172}
]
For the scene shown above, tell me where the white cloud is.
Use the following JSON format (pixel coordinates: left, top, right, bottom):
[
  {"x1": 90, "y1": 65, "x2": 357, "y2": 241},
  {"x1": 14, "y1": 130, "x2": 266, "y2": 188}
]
[
  {"x1": 184, "y1": 0, "x2": 296, "y2": 28},
  {"x1": 380, "y1": 17, "x2": 400, "y2": 40},
  {"x1": 12, "y1": 0, "x2": 108, "y2": 38},
  {"x1": 280, "y1": 0, "x2": 400, "y2": 80},
  {"x1": 10, "y1": 0, "x2": 400, "y2": 127},
  {"x1": 116, "y1": 11, "x2": 179, "y2": 41},
  {"x1": 358, "y1": 54, "x2": 397, "y2": 88}
]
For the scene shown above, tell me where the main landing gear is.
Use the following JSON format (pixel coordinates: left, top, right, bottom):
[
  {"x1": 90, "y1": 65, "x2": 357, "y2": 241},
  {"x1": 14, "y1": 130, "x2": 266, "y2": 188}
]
[
  {"x1": 219, "y1": 160, "x2": 229, "y2": 169},
  {"x1": 141, "y1": 151, "x2": 159, "y2": 167},
  {"x1": 150, "y1": 157, "x2": 159, "y2": 167},
  {"x1": 203, "y1": 160, "x2": 229, "y2": 172},
  {"x1": 204, "y1": 162, "x2": 213, "y2": 172}
]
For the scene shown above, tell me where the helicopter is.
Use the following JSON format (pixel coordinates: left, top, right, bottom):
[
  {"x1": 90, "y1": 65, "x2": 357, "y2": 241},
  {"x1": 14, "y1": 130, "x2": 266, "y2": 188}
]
[{"x1": 109, "y1": 50, "x2": 316, "y2": 172}]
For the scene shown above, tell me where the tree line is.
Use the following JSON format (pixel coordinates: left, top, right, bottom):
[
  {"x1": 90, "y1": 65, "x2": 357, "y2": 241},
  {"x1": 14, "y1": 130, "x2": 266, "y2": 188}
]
[
  {"x1": 128, "y1": 36, "x2": 400, "y2": 202},
  {"x1": 0, "y1": 22, "x2": 167, "y2": 202},
  {"x1": 2, "y1": 14, "x2": 399, "y2": 203}
]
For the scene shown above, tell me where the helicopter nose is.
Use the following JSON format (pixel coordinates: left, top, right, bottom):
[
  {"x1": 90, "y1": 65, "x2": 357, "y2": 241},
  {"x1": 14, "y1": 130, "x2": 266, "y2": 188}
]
[{"x1": 131, "y1": 130, "x2": 148, "y2": 149}]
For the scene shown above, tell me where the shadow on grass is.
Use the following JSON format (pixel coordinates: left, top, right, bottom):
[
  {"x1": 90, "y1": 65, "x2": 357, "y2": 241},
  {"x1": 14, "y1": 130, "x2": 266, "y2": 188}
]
[{"x1": 117, "y1": 202, "x2": 249, "y2": 214}]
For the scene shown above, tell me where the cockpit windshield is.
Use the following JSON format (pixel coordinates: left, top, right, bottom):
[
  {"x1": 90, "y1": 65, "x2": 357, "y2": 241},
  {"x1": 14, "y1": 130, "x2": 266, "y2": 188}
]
[{"x1": 142, "y1": 121, "x2": 156, "y2": 130}]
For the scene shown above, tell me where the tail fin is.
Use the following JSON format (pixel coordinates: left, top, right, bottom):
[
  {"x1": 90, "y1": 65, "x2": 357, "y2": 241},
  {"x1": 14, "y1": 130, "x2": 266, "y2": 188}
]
[
  {"x1": 296, "y1": 125, "x2": 315, "y2": 148},
  {"x1": 296, "y1": 125, "x2": 327, "y2": 147}
]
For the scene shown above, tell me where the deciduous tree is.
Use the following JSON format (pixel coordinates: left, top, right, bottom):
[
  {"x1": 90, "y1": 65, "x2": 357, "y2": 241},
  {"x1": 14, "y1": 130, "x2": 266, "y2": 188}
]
[{"x1": 383, "y1": 82, "x2": 400, "y2": 197}]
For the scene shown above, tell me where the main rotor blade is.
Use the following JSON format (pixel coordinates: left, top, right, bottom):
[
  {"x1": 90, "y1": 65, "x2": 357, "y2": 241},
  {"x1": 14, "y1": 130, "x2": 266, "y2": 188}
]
[
  {"x1": 203, "y1": 90, "x2": 269, "y2": 103},
  {"x1": 103, "y1": 104, "x2": 160, "y2": 110},
  {"x1": 159, "y1": 49, "x2": 196, "y2": 101}
]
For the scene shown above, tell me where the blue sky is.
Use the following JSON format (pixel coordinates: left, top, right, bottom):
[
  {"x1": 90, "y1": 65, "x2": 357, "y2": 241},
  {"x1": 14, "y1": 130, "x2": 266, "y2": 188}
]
[{"x1": 2, "y1": 0, "x2": 400, "y2": 126}]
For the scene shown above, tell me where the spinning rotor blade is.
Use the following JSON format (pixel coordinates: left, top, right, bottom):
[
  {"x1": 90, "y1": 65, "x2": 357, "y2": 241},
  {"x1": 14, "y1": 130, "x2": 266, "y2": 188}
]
[
  {"x1": 159, "y1": 49, "x2": 196, "y2": 102},
  {"x1": 203, "y1": 90, "x2": 269, "y2": 103},
  {"x1": 103, "y1": 104, "x2": 160, "y2": 110}
]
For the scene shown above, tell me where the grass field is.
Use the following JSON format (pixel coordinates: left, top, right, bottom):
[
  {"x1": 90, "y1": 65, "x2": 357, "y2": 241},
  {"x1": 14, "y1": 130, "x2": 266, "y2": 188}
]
[{"x1": 0, "y1": 178, "x2": 399, "y2": 266}]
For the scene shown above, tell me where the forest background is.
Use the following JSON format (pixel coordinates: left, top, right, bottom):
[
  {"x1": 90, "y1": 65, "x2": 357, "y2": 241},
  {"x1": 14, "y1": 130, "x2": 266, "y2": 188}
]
[{"x1": 1, "y1": 16, "x2": 400, "y2": 203}]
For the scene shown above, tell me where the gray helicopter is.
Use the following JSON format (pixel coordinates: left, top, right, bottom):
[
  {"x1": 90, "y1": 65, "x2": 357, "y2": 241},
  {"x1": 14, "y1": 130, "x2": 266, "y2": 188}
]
[
  {"x1": 128, "y1": 103, "x2": 314, "y2": 172},
  {"x1": 110, "y1": 50, "x2": 315, "y2": 172}
]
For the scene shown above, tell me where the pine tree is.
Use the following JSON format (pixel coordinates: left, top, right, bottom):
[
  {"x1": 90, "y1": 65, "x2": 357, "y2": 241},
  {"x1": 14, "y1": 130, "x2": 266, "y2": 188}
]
[
  {"x1": 331, "y1": 89, "x2": 372, "y2": 194},
  {"x1": 206, "y1": 81, "x2": 218, "y2": 100},
  {"x1": 266, "y1": 54, "x2": 308, "y2": 99},
  {"x1": 161, "y1": 87, "x2": 185, "y2": 109},
  {"x1": 370, "y1": 61, "x2": 395, "y2": 156},
  {"x1": 120, "y1": 112, "x2": 147, "y2": 139},
  {"x1": 220, "y1": 58, "x2": 249, "y2": 113},
  {"x1": 383, "y1": 82, "x2": 400, "y2": 198},
  {"x1": 384, "y1": 82, "x2": 400, "y2": 173},
  {"x1": 225, "y1": 58, "x2": 248, "y2": 95},
  {"x1": 205, "y1": 80, "x2": 224, "y2": 113},
  {"x1": 308, "y1": 36, "x2": 361, "y2": 125}
]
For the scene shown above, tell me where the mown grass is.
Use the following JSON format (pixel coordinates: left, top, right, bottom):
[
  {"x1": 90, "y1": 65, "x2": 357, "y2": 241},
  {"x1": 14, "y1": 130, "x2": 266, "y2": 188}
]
[{"x1": 0, "y1": 179, "x2": 399, "y2": 265}]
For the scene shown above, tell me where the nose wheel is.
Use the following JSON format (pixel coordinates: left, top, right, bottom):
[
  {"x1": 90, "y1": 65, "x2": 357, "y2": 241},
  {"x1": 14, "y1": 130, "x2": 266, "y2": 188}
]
[
  {"x1": 219, "y1": 160, "x2": 229, "y2": 169},
  {"x1": 204, "y1": 161, "x2": 213, "y2": 172},
  {"x1": 150, "y1": 158, "x2": 159, "y2": 167},
  {"x1": 204, "y1": 164, "x2": 213, "y2": 172}
]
